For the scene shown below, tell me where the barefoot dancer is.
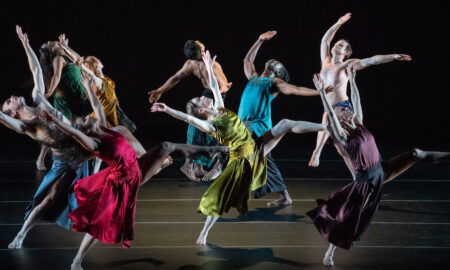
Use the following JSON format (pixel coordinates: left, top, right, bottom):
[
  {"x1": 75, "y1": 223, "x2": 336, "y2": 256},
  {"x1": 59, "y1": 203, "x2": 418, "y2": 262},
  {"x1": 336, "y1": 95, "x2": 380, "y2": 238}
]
[
  {"x1": 309, "y1": 12, "x2": 412, "y2": 169},
  {"x1": 307, "y1": 70, "x2": 450, "y2": 266},
  {"x1": 240, "y1": 31, "x2": 329, "y2": 207},
  {"x1": 40, "y1": 73, "x2": 228, "y2": 270},
  {"x1": 148, "y1": 40, "x2": 232, "y2": 181},
  {"x1": 3, "y1": 26, "x2": 95, "y2": 249},
  {"x1": 152, "y1": 51, "x2": 327, "y2": 245}
]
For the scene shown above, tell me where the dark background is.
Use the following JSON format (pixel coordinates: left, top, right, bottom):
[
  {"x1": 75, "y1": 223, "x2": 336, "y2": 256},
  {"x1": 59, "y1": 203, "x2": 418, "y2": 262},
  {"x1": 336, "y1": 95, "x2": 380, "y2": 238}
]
[{"x1": 0, "y1": 0, "x2": 449, "y2": 160}]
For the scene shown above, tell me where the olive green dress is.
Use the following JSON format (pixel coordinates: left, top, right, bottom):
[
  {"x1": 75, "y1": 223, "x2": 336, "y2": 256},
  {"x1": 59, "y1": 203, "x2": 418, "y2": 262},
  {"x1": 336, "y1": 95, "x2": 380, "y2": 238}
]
[
  {"x1": 53, "y1": 55, "x2": 92, "y2": 119},
  {"x1": 197, "y1": 108, "x2": 267, "y2": 217}
]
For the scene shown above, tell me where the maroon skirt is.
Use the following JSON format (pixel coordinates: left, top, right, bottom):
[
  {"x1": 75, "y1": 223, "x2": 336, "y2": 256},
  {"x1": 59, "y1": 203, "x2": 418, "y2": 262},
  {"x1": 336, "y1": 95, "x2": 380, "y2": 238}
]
[{"x1": 307, "y1": 160, "x2": 385, "y2": 250}]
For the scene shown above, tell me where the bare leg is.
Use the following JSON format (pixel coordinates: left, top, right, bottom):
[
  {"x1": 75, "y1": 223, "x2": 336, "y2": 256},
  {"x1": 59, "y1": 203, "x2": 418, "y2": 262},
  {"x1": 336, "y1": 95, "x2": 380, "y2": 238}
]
[
  {"x1": 323, "y1": 243, "x2": 336, "y2": 266},
  {"x1": 383, "y1": 148, "x2": 450, "y2": 183},
  {"x1": 8, "y1": 170, "x2": 76, "y2": 249},
  {"x1": 71, "y1": 233, "x2": 97, "y2": 270},
  {"x1": 267, "y1": 190, "x2": 292, "y2": 207},
  {"x1": 36, "y1": 145, "x2": 50, "y2": 171},
  {"x1": 333, "y1": 142, "x2": 356, "y2": 179},
  {"x1": 262, "y1": 119, "x2": 327, "y2": 156},
  {"x1": 196, "y1": 215, "x2": 219, "y2": 246},
  {"x1": 309, "y1": 112, "x2": 329, "y2": 167},
  {"x1": 139, "y1": 142, "x2": 229, "y2": 185}
]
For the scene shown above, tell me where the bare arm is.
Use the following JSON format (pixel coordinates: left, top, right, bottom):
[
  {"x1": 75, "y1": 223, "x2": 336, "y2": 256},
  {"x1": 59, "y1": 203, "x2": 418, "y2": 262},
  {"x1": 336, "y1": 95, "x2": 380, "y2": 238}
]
[
  {"x1": 151, "y1": 103, "x2": 216, "y2": 134},
  {"x1": 347, "y1": 65, "x2": 363, "y2": 124},
  {"x1": 202, "y1": 51, "x2": 224, "y2": 108},
  {"x1": 148, "y1": 60, "x2": 194, "y2": 103},
  {"x1": 351, "y1": 54, "x2": 412, "y2": 71},
  {"x1": 82, "y1": 75, "x2": 107, "y2": 127},
  {"x1": 313, "y1": 74, "x2": 348, "y2": 145},
  {"x1": 42, "y1": 111, "x2": 100, "y2": 153},
  {"x1": 213, "y1": 62, "x2": 232, "y2": 93},
  {"x1": 45, "y1": 56, "x2": 65, "y2": 98},
  {"x1": 243, "y1": 31, "x2": 277, "y2": 80},
  {"x1": 321, "y1": 13, "x2": 351, "y2": 63},
  {"x1": 0, "y1": 112, "x2": 28, "y2": 134},
  {"x1": 273, "y1": 78, "x2": 321, "y2": 96}
]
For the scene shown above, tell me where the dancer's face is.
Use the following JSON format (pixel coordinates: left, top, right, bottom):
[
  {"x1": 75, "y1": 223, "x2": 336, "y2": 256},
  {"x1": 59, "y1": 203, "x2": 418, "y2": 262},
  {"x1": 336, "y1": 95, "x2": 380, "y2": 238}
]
[
  {"x1": 40, "y1": 41, "x2": 59, "y2": 53},
  {"x1": 335, "y1": 106, "x2": 354, "y2": 123},
  {"x1": 191, "y1": 96, "x2": 213, "y2": 119},
  {"x1": 2, "y1": 95, "x2": 25, "y2": 117},
  {"x1": 332, "y1": 40, "x2": 349, "y2": 58},
  {"x1": 264, "y1": 59, "x2": 283, "y2": 79}
]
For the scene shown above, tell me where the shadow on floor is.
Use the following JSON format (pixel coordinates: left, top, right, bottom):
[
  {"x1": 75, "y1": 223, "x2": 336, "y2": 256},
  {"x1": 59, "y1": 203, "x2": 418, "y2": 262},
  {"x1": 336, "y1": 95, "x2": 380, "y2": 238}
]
[
  {"x1": 94, "y1": 257, "x2": 165, "y2": 268},
  {"x1": 179, "y1": 243, "x2": 306, "y2": 270},
  {"x1": 219, "y1": 207, "x2": 305, "y2": 223}
]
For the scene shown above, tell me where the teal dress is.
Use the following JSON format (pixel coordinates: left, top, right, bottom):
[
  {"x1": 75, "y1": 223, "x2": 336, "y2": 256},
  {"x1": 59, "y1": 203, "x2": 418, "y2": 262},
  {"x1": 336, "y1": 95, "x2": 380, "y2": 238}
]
[{"x1": 53, "y1": 55, "x2": 93, "y2": 119}]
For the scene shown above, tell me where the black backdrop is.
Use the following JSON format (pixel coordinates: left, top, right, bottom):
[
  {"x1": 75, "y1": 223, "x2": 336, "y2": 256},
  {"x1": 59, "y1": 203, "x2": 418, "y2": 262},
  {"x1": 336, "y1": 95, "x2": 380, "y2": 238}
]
[{"x1": 0, "y1": 0, "x2": 449, "y2": 156}]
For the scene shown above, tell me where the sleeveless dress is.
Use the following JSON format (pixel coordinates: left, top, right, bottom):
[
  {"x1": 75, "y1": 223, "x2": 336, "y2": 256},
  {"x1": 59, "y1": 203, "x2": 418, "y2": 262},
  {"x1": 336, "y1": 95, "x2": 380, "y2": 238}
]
[
  {"x1": 68, "y1": 129, "x2": 141, "y2": 248},
  {"x1": 53, "y1": 55, "x2": 92, "y2": 119},
  {"x1": 197, "y1": 108, "x2": 267, "y2": 216},
  {"x1": 90, "y1": 76, "x2": 137, "y2": 132},
  {"x1": 237, "y1": 75, "x2": 286, "y2": 198},
  {"x1": 307, "y1": 124, "x2": 385, "y2": 250}
]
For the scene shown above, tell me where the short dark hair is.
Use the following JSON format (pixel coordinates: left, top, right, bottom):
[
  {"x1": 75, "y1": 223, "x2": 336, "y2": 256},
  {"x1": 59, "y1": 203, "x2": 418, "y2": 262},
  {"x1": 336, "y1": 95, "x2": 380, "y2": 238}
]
[
  {"x1": 338, "y1": 39, "x2": 353, "y2": 60},
  {"x1": 265, "y1": 59, "x2": 291, "y2": 83},
  {"x1": 184, "y1": 40, "x2": 202, "y2": 60}
]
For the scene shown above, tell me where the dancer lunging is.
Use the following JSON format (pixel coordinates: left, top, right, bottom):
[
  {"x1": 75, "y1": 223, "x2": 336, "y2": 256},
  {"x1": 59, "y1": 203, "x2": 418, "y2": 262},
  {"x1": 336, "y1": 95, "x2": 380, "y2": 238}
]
[
  {"x1": 240, "y1": 30, "x2": 329, "y2": 207},
  {"x1": 148, "y1": 39, "x2": 232, "y2": 181},
  {"x1": 308, "y1": 69, "x2": 450, "y2": 266},
  {"x1": 309, "y1": 12, "x2": 412, "y2": 169},
  {"x1": 152, "y1": 51, "x2": 327, "y2": 245}
]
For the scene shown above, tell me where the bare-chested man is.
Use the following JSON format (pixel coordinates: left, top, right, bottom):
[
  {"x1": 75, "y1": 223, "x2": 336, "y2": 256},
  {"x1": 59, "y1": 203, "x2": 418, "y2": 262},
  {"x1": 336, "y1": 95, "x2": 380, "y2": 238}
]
[
  {"x1": 148, "y1": 40, "x2": 232, "y2": 181},
  {"x1": 309, "y1": 13, "x2": 412, "y2": 169}
]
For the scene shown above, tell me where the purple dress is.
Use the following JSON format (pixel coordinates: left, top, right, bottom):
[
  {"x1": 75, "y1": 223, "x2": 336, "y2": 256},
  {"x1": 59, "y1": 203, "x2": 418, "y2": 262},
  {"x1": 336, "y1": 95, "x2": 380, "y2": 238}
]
[{"x1": 307, "y1": 124, "x2": 385, "y2": 250}]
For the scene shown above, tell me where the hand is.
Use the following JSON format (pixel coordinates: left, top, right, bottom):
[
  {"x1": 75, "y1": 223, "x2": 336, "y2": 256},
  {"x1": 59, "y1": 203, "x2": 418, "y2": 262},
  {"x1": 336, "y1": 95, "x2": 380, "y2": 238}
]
[
  {"x1": 150, "y1": 103, "x2": 168, "y2": 112},
  {"x1": 394, "y1": 54, "x2": 412, "y2": 61},
  {"x1": 58, "y1": 33, "x2": 69, "y2": 46},
  {"x1": 148, "y1": 90, "x2": 163, "y2": 103},
  {"x1": 74, "y1": 56, "x2": 84, "y2": 67},
  {"x1": 324, "y1": 85, "x2": 334, "y2": 94},
  {"x1": 259, "y1": 30, "x2": 277, "y2": 41},
  {"x1": 313, "y1": 73, "x2": 325, "y2": 91},
  {"x1": 223, "y1": 82, "x2": 233, "y2": 92},
  {"x1": 16, "y1": 25, "x2": 29, "y2": 43},
  {"x1": 38, "y1": 109, "x2": 56, "y2": 122},
  {"x1": 338, "y1": 13, "x2": 351, "y2": 24},
  {"x1": 346, "y1": 63, "x2": 356, "y2": 79}
]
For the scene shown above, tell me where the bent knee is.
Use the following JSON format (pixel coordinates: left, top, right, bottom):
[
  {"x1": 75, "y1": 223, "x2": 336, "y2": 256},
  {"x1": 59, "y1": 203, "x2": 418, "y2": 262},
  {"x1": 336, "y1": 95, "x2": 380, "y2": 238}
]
[{"x1": 159, "y1": 141, "x2": 174, "y2": 154}]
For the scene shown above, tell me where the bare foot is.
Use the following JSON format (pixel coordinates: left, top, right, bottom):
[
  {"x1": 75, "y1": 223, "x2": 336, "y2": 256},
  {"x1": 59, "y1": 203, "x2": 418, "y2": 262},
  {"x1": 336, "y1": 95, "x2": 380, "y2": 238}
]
[
  {"x1": 71, "y1": 261, "x2": 83, "y2": 270},
  {"x1": 36, "y1": 159, "x2": 46, "y2": 171},
  {"x1": 180, "y1": 160, "x2": 201, "y2": 181},
  {"x1": 8, "y1": 234, "x2": 25, "y2": 249},
  {"x1": 308, "y1": 151, "x2": 320, "y2": 167},
  {"x1": 267, "y1": 197, "x2": 292, "y2": 208},
  {"x1": 323, "y1": 253, "x2": 334, "y2": 266},
  {"x1": 196, "y1": 234, "x2": 207, "y2": 246},
  {"x1": 201, "y1": 160, "x2": 222, "y2": 181}
]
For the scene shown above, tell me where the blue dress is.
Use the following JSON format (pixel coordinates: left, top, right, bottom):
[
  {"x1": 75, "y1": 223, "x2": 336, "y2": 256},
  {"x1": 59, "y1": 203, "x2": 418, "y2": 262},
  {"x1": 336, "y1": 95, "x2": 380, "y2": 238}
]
[
  {"x1": 237, "y1": 75, "x2": 286, "y2": 198},
  {"x1": 24, "y1": 155, "x2": 92, "y2": 229}
]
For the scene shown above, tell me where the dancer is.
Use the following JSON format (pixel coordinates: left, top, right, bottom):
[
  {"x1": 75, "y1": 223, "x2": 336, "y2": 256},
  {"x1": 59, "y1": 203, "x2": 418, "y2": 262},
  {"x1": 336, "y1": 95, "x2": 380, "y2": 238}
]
[
  {"x1": 148, "y1": 40, "x2": 232, "y2": 181},
  {"x1": 308, "y1": 68, "x2": 450, "y2": 266},
  {"x1": 309, "y1": 12, "x2": 412, "y2": 168},
  {"x1": 56, "y1": 35, "x2": 137, "y2": 132},
  {"x1": 240, "y1": 30, "x2": 330, "y2": 207},
  {"x1": 3, "y1": 26, "x2": 94, "y2": 249},
  {"x1": 40, "y1": 73, "x2": 228, "y2": 270},
  {"x1": 152, "y1": 51, "x2": 327, "y2": 245}
]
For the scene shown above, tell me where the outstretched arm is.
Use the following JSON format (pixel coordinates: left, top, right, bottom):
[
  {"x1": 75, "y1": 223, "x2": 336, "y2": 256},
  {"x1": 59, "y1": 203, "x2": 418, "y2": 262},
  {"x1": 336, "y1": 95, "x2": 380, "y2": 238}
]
[
  {"x1": 313, "y1": 74, "x2": 348, "y2": 145},
  {"x1": 82, "y1": 74, "x2": 107, "y2": 127},
  {"x1": 243, "y1": 30, "x2": 277, "y2": 80},
  {"x1": 40, "y1": 110, "x2": 100, "y2": 153},
  {"x1": 273, "y1": 78, "x2": 321, "y2": 96},
  {"x1": 202, "y1": 51, "x2": 224, "y2": 108},
  {"x1": 347, "y1": 65, "x2": 363, "y2": 124},
  {"x1": 213, "y1": 62, "x2": 232, "y2": 93},
  {"x1": 151, "y1": 103, "x2": 216, "y2": 134},
  {"x1": 321, "y1": 13, "x2": 351, "y2": 63},
  {"x1": 351, "y1": 54, "x2": 412, "y2": 71},
  {"x1": 148, "y1": 60, "x2": 194, "y2": 103},
  {"x1": 0, "y1": 112, "x2": 27, "y2": 134}
]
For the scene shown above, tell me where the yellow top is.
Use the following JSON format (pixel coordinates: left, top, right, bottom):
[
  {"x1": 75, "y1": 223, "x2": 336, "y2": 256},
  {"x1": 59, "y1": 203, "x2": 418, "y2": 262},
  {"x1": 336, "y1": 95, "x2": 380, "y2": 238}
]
[{"x1": 91, "y1": 76, "x2": 119, "y2": 127}]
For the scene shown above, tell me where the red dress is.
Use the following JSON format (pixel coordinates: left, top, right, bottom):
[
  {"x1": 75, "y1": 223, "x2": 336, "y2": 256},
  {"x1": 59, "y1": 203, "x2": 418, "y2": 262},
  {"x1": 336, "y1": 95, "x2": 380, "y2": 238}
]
[{"x1": 68, "y1": 129, "x2": 141, "y2": 248}]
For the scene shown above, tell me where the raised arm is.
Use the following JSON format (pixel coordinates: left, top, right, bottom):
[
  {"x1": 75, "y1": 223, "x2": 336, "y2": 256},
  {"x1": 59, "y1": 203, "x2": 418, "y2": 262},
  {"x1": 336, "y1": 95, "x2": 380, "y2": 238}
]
[
  {"x1": 81, "y1": 74, "x2": 107, "y2": 127},
  {"x1": 148, "y1": 60, "x2": 194, "y2": 103},
  {"x1": 0, "y1": 111, "x2": 27, "y2": 134},
  {"x1": 40, "y1": 110, "x2": 99, "y2": 153},
  {"x1": 272, "y1": 78, "x2": 321, "y2": 96},
  {"x1": 202, "y1": 51, "x2": 224, "y2": 108},
  {"x1": 212, "y1": 62, "x2": 232, "y2": 93},
  {"x1": 243, "y1": 31, "x2": 277, "y2": 80},
  {"x1": 346, "y1": 65, "x2": 363, "y2": 124},
  {"x1": 45, "y1": 55, "x2": 65, "y2": 99},
  {"x1": 351, "y1": 54, "x2": 412, "y2": 71},
  {"x1": 151, "y1": 103, "x2": 216, "y2": 134},
  {"x1": 313, "y1": 74, "x2": 348, "y2": 145},
  {"x1": 321, "y1": 13, "x2": 351, "y2": 63}
]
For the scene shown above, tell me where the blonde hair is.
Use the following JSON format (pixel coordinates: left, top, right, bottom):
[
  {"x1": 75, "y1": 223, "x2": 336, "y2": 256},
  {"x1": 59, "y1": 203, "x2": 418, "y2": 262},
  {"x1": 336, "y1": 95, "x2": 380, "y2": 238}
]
[{"x1": 84, "y1": 56, "x2": 102, "y2": 77}]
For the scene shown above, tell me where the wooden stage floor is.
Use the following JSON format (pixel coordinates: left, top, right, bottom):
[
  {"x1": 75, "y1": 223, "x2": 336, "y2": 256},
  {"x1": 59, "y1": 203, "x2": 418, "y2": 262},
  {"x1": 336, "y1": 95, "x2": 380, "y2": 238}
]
[{"x1": 1, "y1": 158, "x2": 449, "y2": 270}]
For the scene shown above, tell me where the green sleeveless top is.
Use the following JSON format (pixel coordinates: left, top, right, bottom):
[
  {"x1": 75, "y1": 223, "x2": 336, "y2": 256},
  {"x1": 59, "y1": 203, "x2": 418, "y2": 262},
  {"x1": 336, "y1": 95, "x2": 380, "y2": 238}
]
[{"x1": 53, "y1": 55, "x2": 92, "y2": 119}]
